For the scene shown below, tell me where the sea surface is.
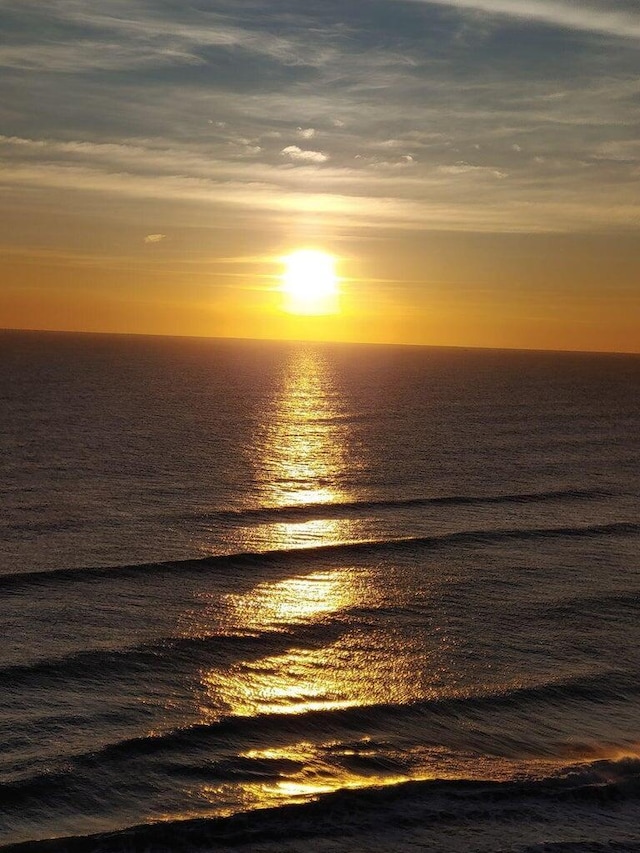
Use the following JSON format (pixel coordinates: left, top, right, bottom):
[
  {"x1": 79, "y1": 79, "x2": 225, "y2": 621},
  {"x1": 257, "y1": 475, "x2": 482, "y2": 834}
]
[{"x1": 1, "y1": 329, "x2": 639, "y2": 852}]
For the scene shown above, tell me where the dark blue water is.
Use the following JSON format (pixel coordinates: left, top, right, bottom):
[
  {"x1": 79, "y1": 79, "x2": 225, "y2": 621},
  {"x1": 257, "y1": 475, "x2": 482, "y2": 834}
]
[{"x1": 1, "y1": 330, "x2": 639, "y2": 852}]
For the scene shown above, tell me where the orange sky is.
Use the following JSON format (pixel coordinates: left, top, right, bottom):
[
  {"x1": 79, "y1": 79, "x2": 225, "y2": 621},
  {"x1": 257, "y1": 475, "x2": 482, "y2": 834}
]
[{"x1": 3, "y1": 227, "x2": 638, "y2": 353}]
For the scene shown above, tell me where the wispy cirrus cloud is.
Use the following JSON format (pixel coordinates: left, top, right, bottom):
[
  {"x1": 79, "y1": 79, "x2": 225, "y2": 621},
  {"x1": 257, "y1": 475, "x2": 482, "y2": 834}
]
[
  {"x1": 1, "y1": 129, "x2": 637, "y2": 235},
  {"x1": 404, "y1": 0, "x2": 640, "y2": 40},
  {"x1": 0, "y1": 0, "x2": 343, "y2": 73},
  {"x1": 0, "y1": 0, "x2": 639, "y2": 238}
]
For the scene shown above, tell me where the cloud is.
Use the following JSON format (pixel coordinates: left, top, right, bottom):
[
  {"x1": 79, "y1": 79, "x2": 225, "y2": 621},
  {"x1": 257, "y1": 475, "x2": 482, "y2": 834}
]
[
  {"x1": 437, "y1": 161, "x2": 507, "y2": 177},
  {"x1": 0, "y1": 0, "x2": 638, "y2": 239},
  {"x1": 360, "y1": 153, "x2": 419, "y2": 170},
  {"x1": 4, "y1": 133, "x2": 637, "y2": 236},
  {"x1": 594, "y1": 140, "x2": 640, "y2": 162},
  {"x1": 144, "y1": 233, "x2": 166, "y2": 243},
  {"x1": 403, "y1": 0, "x2": 640, "y2": 41},
  {"x1": 280, "y1": 146, "x2": 329, "y2": 163},
  {"x1": 0, "y1": 42, "x2": 203, "y2": 73},
  {"x1": 0, "y1": 1, "x2": 344, "y2": 73}
]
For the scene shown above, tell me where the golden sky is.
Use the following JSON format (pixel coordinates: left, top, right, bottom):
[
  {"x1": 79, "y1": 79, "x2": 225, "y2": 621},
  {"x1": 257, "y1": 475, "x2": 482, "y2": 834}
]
[{"x1": 1, "y1": 0, "x2": 639, "y2": 352}]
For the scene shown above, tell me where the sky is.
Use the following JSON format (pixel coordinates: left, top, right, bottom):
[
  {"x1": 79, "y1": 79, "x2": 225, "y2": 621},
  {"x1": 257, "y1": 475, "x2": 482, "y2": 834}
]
[{"x1": 1, "y1": 0, "x2": 639, "y2": 352}]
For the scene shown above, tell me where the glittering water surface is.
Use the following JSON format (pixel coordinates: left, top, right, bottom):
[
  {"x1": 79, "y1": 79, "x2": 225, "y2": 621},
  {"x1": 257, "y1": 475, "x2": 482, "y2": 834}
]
[{"x1": 0, "y1": 331, "x2": 639, "y2": 851}]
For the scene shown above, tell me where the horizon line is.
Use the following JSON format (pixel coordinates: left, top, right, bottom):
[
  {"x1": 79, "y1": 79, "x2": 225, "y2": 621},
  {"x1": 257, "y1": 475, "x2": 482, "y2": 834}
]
[{"x1": 1, "y1": 326, "x2": 638, "y2": 357}]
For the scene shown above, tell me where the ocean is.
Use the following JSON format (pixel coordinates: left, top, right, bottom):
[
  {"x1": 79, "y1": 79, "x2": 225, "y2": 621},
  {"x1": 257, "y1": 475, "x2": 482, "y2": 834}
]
[{"x1": 1, "y1": 329, "x2": 639, "y2": 852}]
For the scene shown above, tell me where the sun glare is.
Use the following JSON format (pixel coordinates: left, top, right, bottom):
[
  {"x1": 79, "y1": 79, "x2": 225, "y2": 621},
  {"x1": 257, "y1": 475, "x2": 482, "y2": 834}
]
[{"x1": 281, "y1": 249, "x2": 339, "y2": 315}]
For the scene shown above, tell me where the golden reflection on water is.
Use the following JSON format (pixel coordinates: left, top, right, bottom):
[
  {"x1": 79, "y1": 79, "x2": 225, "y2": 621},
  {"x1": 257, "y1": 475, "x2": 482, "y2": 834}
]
[
  {"x1": 194, "y1": 347, "x2": 379, "y2": 720},
  {"x1": 191, "y1": 740, "x2": 422, "y2": 817},
  {"x1": 206, "y1": 632, "x2": 429, "y2": 719},
  {"x1": 193, "y1": 769, "x2": 418, "y2": 823},
  {"x1": 221, "y1": 569, "x2": 358, "y2": 631},
  {"x1": 248, "y1": 770, "x2": 415, "y2": 804},
  {"x1": 183, "y1": 347, "x2": 452, "y2": 814},
  {"x1": 257, "y1": 347, "x2": 351, "y2": 513},
  {"x1": 264, "y1": 517, "x2": 345, "y2": 549},
  {"x1": 197, "y1": 558, "x2": 434, "y2": 720},
  {"x1": 224, "y1": 344, "x2": 366, "y2": 552},
  {"x1": 199, "y1": 562, "x2": 387, "y2": 718},
  {"x1": 203, "y1": 645, "x2": 358, "y2": 717}
]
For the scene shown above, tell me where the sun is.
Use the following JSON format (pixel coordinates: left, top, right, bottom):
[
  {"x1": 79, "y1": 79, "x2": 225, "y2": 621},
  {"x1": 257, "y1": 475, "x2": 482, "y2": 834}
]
[{"x1": 281, "y1": 249, "x2": 339, "y2": 315}]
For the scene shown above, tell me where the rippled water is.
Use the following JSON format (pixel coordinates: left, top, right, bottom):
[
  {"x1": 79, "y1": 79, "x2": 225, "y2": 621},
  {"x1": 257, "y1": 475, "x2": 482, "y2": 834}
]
[{"x1": 1, "y1": 330, "x2": 639, "y2": 852}]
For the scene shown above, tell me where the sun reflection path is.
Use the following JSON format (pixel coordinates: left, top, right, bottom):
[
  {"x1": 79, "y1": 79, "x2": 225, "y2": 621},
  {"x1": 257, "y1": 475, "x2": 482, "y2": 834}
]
[
  {"x1": 196, "y1": 559, "x2": 442, "y2": 723},
  {"x1": 232, "y1": 345, "x2": 364, "y2": 553},
  {"x1": 223, "y1": 570, "x2": 353, "y2": 630},
  {"x1": 200, "y1": 566, "x2": 377, "y2": 718},
  {"x1": 179, "y1": 347, "x2": 458, "y2": 816},
  {"x1": 259, "y1": 347, "x2": 351, "y2": 512}
]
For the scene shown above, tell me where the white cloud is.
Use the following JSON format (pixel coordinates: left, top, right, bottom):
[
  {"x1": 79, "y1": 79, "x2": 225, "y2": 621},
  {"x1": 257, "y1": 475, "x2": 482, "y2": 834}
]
[
  {"x1": 404, "y1": 0, "x2": 640, "y2": 41},
  {"x1": 280, "y1": 145, "x2": 329, "y2": 163},
  {"x1": 3, "y1": 141, "x2": 639, "y2": 234},
  {"x1": 0, "y1": 0, "x2": 638, "y2": 239},
  {"x1": 437, "y1": 161, "x2": 507, "y2": 177},
  {"x1": 229, "y1": 138, "x2": 262, "y2": 156},
  {"x1": 0, "y1": 41, "x2": 203, "y2": 73},
  {"x1": 367, "y1": 154, "x2": 418, "y2": 170},
  {"x1": 144, "y1": 233, "x2": 165, "y2": 243},
  {"x1": 12, "y1": 2, "x2": 342, "y2": 72},
  {"x1": 594, "y1": 140, "x2": 640, "y2": 161}
]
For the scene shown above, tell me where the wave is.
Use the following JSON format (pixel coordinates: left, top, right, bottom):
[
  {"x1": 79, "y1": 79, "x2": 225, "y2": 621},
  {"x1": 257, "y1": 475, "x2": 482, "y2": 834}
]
[
  {"x1": 75, "y1": 667, "x2": 640, "y2": 762},
  {"x1": 2, "y1": 757, "x2": 640, "y2": 853},
  {"x1": 0, "y1": 487, "x2": 611, "y2": 536},
  {"x1": 3, "y1": 576, "x2": 640, "y2": 693},
  {"x1": 180, "y1": 487, "x2": 612, "y2": 524},
  {"x1": 0, "y1": 616, "x2": 348, "y2": 690},
  {"x1": 4, "y1": 666, "x2": 639, "y2": 795},
  {"x1": 543, "y1": 589, "x2": 640, "y2": 620},
  {"x1": 1, "y1": 520, "x2": 637, "y2": 590}
]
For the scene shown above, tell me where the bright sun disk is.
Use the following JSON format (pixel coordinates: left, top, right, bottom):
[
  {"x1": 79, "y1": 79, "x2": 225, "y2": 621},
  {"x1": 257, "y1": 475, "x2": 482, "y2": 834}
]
[{"x1": 281, "y1": 249, "x2": 339, "y2": 315}]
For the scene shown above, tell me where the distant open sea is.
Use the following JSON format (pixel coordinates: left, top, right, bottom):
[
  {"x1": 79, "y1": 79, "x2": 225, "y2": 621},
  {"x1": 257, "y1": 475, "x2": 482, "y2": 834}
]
[{"x1": 1, "y1": 329, "x2": 639, "y2": 852}]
